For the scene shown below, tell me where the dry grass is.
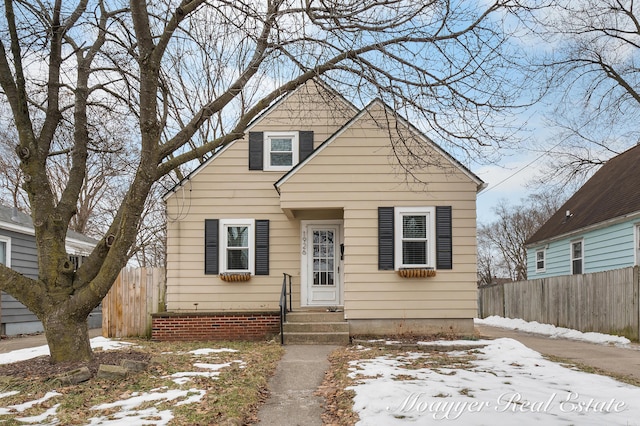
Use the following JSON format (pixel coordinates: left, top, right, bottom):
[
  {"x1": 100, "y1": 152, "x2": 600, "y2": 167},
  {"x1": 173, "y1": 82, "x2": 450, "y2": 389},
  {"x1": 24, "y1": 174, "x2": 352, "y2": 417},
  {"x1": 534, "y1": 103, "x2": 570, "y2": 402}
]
[{"x1": 0, "y1": 339, "x2": 284, "y2": 425}]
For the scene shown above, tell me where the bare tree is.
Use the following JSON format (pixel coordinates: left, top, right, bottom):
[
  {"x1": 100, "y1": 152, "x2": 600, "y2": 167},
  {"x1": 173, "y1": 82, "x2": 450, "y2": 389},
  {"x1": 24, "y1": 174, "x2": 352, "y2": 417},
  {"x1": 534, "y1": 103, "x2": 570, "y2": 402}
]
[
  {"x1": 524, "y1": 0, "x2": 640, "y2": 188},
  {"x1": 0, "y1": 0, "x2": 535, "y2": 363},
  {"x1": 478, "y1": 191, "x2": 563, "y2": 282}
]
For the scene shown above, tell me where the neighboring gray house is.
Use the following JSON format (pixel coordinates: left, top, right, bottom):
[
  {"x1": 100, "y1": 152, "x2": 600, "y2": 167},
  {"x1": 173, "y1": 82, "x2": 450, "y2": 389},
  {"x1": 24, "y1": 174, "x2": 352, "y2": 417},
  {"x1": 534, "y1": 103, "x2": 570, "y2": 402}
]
[{"x1": 0, "y1": 204, "x2": 100, "y2": 335}]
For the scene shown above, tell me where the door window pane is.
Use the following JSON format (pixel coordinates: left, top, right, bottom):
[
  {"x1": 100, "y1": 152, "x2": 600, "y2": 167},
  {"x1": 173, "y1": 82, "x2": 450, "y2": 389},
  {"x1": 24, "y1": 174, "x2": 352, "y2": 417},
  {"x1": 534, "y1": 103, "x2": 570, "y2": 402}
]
[{"x1": 312, "y1": 230, "x2": 335, "y2": 286}]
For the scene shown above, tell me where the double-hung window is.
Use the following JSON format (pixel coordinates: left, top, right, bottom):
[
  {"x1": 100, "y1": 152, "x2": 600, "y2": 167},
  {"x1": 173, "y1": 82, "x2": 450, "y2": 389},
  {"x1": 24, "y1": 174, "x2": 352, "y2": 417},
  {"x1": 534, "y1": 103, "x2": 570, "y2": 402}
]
[
  {"x1": 571, "y1": 240, "x2": 583, "y2": 275},
  {"x1": 394, "y1": 207, "x2": 436, "y2": 269},
  {"x1": 220, "y1": 219, "x2": 254, "y2": 274},
  {"x1": 536, "y1": 248, "x2": 545, "y2": 272},
  {"x1": 0, "y1": 236, "x2": 10, "y2": 267},
  {"x1": 264, "y1": 132, "x2": 299, "y2": 171}
]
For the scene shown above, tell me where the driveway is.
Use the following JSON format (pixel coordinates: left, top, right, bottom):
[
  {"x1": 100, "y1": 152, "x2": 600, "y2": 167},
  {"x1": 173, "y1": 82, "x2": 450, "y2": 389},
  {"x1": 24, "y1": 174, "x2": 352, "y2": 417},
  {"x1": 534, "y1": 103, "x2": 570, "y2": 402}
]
[{"x1": 476, "y1": 324, "x2": 640, "y2": 382}]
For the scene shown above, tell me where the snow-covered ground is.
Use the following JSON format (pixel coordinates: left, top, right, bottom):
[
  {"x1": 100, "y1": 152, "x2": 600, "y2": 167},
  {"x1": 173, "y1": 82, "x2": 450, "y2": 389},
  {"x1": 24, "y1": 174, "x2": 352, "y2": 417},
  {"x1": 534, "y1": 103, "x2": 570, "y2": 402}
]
[
  {"x1": 476, "y1": 316, "x2": 632, "y2": 345},
  {"x1": 1, "y1": 319, "x2": 639, "y2": 425},
  {"x1": 349, "y1": 338, "x2": 640, "y2": 425}
]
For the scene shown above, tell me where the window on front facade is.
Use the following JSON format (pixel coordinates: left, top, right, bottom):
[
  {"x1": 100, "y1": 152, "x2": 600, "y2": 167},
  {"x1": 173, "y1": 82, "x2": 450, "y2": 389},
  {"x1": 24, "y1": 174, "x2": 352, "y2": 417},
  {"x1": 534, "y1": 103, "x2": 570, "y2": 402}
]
[
  {"x1": 536, "y1": 249, "x2": 545, "y2": 272},
  {"x1": 221, "y1": 219, "x2": 254, "y2": 273},
  {"x1": 0, "y1": 237, "x2": 10, "y2": 267},
  {"x1": 394, "y1": 207, "x2": 435, "y2": 269},
  {"x1": 571, "y1": 240, "x2": 583, "y2": 275},
  {"x1": 264, "y1": 132, "x2": 299, "y2": 171}
]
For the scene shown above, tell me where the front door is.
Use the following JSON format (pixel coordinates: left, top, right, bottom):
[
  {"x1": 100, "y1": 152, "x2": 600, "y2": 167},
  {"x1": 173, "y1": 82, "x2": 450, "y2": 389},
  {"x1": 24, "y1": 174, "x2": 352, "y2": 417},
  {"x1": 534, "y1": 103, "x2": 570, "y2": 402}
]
[{"x1": 302, "y1": 222, "x2": 343, "y2": 306}]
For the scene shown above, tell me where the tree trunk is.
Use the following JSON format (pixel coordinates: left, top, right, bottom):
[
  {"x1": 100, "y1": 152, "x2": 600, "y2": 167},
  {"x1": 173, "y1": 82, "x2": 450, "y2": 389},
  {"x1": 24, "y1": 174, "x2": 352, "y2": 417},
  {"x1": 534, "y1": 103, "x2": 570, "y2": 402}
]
[{"x1": 43, "y1": 314, "x2": 93, "y2": 363}]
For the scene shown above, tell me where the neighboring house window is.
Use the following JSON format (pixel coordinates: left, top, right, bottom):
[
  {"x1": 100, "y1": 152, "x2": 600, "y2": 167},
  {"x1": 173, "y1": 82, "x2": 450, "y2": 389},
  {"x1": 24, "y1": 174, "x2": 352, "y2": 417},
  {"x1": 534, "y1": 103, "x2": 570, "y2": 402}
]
[
  {"x1": 221, "y1": 219, "x2": 254, "y2": 273},
  {"x1": 248, "y1": 131, "x2": 314, "y2": 171},
  {"x1": 536, "y1": 248, "x2": 545, "y2": 272},
  {"x1": 204, "y1": 219, "x2": 270, "y2": 276},
  {"x1": 394, "y1": 207, "x2": 436, "y2": 269},
  {"x1": 0, "y1": 236, "x2": 10, "y2": 267},
  {"x1": 264, "y1": 132, "x2": 298, "y2": 171},
  {"x1": 571, "y1": 240, "x2": 583, "y2": 275}
]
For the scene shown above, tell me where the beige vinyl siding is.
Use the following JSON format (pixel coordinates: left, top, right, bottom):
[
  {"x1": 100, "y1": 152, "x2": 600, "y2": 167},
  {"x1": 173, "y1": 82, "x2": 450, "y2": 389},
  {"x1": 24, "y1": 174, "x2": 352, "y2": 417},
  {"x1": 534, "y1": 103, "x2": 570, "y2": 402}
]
[
  {"x1": 166, "y1": 80, "x2": 481, "y2": 321},
  {"x1": 165, "y1": 81, "x2": 355, "y2": 311},
  {"x1": 277, "y1": 102, "x2": 479, "y2": 320}
]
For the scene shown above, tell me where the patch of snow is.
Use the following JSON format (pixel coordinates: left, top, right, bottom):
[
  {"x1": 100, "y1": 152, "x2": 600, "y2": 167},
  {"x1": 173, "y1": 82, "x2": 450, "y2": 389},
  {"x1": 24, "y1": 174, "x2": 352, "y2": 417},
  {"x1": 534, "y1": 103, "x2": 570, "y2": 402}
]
[
  {"x1": 476, "y1": 316, "x2": 631, "y2": 345},
  {"x1": 15, "y1": 404, "x2": 59, "y2": 424},
  {"x1": 348, "y1": 338, "x2": 640, "y2": 425},
  {"x1": 0, "y1": 337, "x2": 134, "y2": 365},
  {"x1": 189, "y1": 348, "x2": 238, "y2": 355},
  {"x1": 0, "y1": 391, "x2": 19, "y2": 399},
  {"x1": 92, "y1": 389, "x2": 197, "y2": 411},
  {"x1": 0, "y1": 391, "x2": 61, "y2": 415},
  {"x1": 89, "y1": 337, "x2": 135, "y2": 351},
  {"x1": 86, "y1": 407, "x2": 174, "y2": 426}
]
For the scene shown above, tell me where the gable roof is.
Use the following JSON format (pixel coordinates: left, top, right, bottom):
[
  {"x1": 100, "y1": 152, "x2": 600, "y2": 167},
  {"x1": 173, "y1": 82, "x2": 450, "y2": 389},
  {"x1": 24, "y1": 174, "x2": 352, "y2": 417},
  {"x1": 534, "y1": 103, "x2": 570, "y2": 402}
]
[
  {"x1": 275, "y1": 98, "x2": 485, "y2": 192},
  {"x1": 526, "y1": 143, "x2": 640, "y2": 246},
  {"x1": 0, "y1": 203, "x2": 98, "y2": 251},
  {"x1": 162, "y1": 78, "x2": 360, "y2": 201}
]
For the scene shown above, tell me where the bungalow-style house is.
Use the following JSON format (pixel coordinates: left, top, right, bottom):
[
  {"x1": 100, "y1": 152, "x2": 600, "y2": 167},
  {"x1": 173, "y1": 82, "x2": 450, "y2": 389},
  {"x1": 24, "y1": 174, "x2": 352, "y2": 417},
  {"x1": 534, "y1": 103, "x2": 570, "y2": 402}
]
[
  {"x1": 526, "y1": 143, "x2": 640, "y2": 278},
  {"x1": 0, "y1": 203, "x2": 99, "y2": 335},
  {"x1": 158, "y1": 79, "x2": 485, "y2": 343}
]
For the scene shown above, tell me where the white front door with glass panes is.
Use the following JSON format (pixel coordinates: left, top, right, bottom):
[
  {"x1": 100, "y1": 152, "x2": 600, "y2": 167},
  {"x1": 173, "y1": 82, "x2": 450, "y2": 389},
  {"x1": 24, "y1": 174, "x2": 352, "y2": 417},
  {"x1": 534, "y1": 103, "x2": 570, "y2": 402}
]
[{"x1": 301, "y1": 222, "x2": 343, "y2": 306}]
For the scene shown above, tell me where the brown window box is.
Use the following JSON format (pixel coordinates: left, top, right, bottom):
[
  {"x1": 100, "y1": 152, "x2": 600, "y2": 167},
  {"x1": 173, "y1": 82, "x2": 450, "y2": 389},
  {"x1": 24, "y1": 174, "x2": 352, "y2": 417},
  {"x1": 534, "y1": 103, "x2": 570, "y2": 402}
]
[
  {"x1": 397, "y1": 268, "x2": 436, "y2": 278},
  {"x1": 219, "y1": 272, "x2": 252, "y2": 282}
]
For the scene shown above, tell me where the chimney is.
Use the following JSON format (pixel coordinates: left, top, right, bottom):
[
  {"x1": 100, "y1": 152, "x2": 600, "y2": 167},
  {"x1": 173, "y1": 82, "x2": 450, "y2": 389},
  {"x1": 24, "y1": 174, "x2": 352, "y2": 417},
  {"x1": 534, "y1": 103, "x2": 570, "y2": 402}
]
[{"x1": 11, "y1": 206, "x2": 19, "y2": 222}]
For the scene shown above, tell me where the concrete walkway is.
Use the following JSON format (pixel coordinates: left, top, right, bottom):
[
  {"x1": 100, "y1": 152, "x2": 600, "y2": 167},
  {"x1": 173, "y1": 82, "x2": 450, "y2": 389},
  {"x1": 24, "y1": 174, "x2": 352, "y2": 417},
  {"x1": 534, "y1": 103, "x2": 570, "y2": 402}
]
[
  {"x1": 257, "y1": 345, "x2": 337, "y2": 426},
  {"x1": 476, "y1": 324, "x2": 640, "y2": 381}
]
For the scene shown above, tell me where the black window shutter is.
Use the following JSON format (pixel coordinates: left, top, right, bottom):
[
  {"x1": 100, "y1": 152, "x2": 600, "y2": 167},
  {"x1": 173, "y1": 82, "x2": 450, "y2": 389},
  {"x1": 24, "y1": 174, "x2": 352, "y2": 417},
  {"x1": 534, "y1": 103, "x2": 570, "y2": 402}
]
[
  {"x1": 378, "y1": 207, "x2": 395, "y2": 270},
  {"x1": 248, "y1": 132, "x2": 263, "y2": 170},
  {"x1": 204, "y1": 219, "x2": 219, "y2": 275},
  {"x1": 255, "y1": 220, "x2": 270, "y2": 275},
  {"x1": 299, "y1": 131, "x2": 314, "y2": 161},
  {"x1": 436, "y1": 206, "x2": 453, "y2": 270}
]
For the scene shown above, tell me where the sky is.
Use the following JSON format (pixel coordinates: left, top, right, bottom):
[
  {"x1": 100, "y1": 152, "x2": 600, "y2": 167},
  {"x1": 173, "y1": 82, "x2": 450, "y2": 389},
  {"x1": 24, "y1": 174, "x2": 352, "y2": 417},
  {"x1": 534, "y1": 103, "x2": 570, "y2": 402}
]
[
  {"x1": 475, "y1": 153, "x2": 541, "y2": 225},
  {"x1": 1, "y1": 318, "x2": 639, "y2": 425}
]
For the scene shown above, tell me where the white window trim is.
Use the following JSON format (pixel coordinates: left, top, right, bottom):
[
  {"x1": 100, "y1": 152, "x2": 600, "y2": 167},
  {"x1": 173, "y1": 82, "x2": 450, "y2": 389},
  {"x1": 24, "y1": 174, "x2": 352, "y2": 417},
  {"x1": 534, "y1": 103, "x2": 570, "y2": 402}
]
[
  {"x1": 570, "y1": 239, "x2": 583, "y2": 275},
  {"x1": 535, "y1": 248, "x2": 546, "y2": 273},
  {"x1": 0, "y1": 235, "x2": 11, "y2": 268},
  {"x1": 263, "y1": 131, "x2": 299, "y2": 171},
  {"x1": 394, "y1": 206, "x2": 436, "y2": 270},
  {"x1": 220, "y1": 219, "x2": 255, "y2": 274}
]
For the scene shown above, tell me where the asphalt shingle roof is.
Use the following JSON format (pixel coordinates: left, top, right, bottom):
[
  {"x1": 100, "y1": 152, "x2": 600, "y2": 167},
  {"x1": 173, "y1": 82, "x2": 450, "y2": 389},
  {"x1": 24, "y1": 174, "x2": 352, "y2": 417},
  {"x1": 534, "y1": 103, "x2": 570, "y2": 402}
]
[{"x1": 526, "y1": 143, "x2": 640, "y2": 246}]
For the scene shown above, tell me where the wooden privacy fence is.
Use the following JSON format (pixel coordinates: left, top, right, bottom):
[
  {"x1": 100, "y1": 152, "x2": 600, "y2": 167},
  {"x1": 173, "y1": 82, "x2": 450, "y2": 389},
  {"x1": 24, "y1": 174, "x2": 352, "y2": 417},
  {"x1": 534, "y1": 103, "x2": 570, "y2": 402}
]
[
  {"x1": 102, "y1": 267, "x2": 166, "y2": 338},
  {"x1": 478, "y1": 266, "x2": 640, "y2": 341}
]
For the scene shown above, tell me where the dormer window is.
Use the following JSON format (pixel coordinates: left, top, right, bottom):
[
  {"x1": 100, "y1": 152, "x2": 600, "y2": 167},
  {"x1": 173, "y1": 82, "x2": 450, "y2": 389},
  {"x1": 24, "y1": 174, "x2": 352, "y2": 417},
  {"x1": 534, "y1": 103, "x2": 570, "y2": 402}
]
[
  {"x1": 264, "y1": 132, "x2": 299, "y2": 171},
  {"x1": 248, "y1": 131, "x2": 314, "y2": 171}
]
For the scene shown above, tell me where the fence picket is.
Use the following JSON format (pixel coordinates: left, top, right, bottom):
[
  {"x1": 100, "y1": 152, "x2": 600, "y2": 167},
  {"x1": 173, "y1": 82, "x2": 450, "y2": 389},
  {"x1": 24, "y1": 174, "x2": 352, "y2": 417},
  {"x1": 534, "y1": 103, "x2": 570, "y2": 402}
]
[
  {"x1": 478, "y1": 266, "x2": 640, "y2": 341},
  {"x1": 102, "y1": 267, "x2": 165, "y2": 338}
]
